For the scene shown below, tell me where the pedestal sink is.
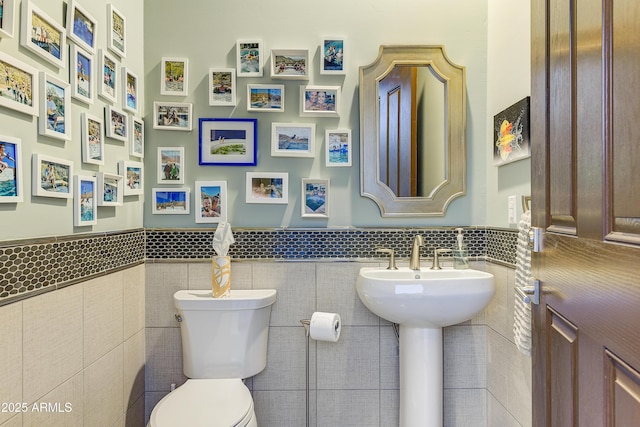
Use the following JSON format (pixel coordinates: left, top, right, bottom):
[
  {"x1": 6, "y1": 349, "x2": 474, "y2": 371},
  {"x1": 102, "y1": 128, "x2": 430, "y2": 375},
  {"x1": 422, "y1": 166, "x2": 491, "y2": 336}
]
[{"x1": 356, "y1": 267, "x2": 495, "y2": 427}]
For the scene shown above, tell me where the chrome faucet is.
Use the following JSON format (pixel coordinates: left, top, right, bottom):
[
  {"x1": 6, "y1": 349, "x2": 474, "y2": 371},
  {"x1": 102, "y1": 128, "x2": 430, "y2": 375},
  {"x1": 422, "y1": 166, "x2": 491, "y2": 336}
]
[
  {"x1": 409, "y1": 235, "x2": 424, "y2": 270},
  {"x1": 431, "y1": 248, "x2": 452, "y2": 270}
]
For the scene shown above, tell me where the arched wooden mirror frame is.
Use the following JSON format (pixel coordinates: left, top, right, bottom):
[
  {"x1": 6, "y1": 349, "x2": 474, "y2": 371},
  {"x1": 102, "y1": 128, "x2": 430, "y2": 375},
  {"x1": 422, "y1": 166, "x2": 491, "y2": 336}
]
[{"x1": 359, "y1": 45, "x2": 467, "y2": 216}]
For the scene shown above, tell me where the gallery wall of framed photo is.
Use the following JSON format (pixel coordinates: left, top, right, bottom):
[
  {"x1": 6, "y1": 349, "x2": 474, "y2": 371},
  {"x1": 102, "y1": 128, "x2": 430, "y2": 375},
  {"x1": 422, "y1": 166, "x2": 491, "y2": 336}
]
[{"x1": 0, "y1": 0, "x2": 145, "y2": 241}]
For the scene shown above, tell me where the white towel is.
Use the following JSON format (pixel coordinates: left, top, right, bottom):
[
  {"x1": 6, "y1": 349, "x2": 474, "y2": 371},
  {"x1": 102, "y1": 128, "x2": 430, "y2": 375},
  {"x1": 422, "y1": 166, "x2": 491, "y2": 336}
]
[{"x1": 513, "y1": 209, "x2": 533, "y2": 357}]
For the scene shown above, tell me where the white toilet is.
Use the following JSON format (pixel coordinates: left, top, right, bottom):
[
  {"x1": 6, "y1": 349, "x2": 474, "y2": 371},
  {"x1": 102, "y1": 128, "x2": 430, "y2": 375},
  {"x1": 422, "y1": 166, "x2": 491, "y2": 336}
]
[{"x1": 149, "y1": 289, "x2": 277, "y2": 427}]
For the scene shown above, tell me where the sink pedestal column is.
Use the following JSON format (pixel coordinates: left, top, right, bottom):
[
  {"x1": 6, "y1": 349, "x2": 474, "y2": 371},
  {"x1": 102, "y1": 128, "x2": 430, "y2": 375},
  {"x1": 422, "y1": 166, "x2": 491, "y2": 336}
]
[{"x1": 399, "y1": 326, "x2": 443, "y2": 427}]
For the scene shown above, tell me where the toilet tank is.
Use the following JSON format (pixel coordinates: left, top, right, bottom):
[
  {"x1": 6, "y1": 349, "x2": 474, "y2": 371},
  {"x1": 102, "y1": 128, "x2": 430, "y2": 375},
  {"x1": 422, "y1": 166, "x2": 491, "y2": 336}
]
[{"x1": 174, "y1": 289, "x2": 277, "y2": 379}]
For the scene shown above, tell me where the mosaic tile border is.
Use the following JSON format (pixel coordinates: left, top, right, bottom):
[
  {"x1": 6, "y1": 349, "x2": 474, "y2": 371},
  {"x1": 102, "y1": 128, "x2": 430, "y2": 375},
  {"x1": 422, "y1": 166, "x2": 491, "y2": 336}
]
[
  {"x1": 0, "y1": 229, "x2": 145, "y2": 306},
  {"x1": 145, "y1": 227, "x2": 492, "y2": 260},
  {"x1": 0, "y1": 227, "x2": 517, "y2": 306}
]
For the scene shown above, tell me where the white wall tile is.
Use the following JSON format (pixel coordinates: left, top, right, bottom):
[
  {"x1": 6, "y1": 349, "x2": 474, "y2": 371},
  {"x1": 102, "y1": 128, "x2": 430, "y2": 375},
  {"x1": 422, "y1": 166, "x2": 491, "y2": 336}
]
[
  {"x1": 123, "y1": 264, "x2": 145, "y2": 340},
  {"x1": 84, "y1": 345, "x2": 124, "y2": 427},
  {"x1": 22, "y1": 373, "x2": 83, "y2": 427},
  {"x1": 23, "y1": 285, "x2": 83, "y2": 403},
  {"x1": 124, "y1": 329, "x2": 145, "y2": 410},
  {"x1": 252, "y1": 263, "x2": 316, "y2": 327},
  {"x1": 443, "y1": 325, "x2": 487, "y2": 389},
  {"x1": 84, "y1": 272, "x2": 124, "y2": 367},
  {"x1": 145, "y1": 263, "x2": 188, "y2": 327},
  {"x1": 0, "y1": 302, "x2": 22, "y2": 425}
]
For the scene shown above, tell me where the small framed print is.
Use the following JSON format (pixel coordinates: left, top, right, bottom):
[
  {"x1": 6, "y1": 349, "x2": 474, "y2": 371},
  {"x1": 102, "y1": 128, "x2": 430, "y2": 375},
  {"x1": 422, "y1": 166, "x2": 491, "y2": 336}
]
[
  {"x1": 208, "y1": 68, "x2": 236, "y2": 106},
  {"x1": 153, "y1": 101, "x2": 192, "y2": 131},
  {"x1": 70, "y1": 43, "x2": 94, "y2": 104},
  {"x1": 236, "y1": 39, "x2": 263, "y2": 77},
  {"x1": 66, "y1": 0, "x2": 97, "y2": 54},
  {"x1": 302, "y1": 178, "x2": 329, "y2": 218},
  {"x1": 0, "y1": 0, "x2": 16, "y2": 38},
  {"x1": 493, "y1": 96, "x2": 531, "y2": 166},
  {"x1": 198, "y1": 118, "x2": 257, "y2": 166},
  {"x1": 96, "y1": 172, "x2": 123, "y2": 206},
  {"x1": 118, "y1": 160, "x2": 143, "y2": 196},
  {"x1": 105, "y1": 105, "x2": 128, "y2": 142},
  {"x1": 107, "y1": 3, "x2": 125, "y2": 58},
  {"x1": 20, "y1": 1, "x2": 66, "y2": 69},
  {"x1": 247, "y1": 84, "x2": 284, "y2": 112},
  {"x1": 157, "y1": 147, "x2": 184, "y2": 184},
  {"x1": 0, "y1": 51, "x2": 39, "y2": 116},
  {"x1": 122, "y1": 67, "x2": 138, "y2": 113},
  {"x1": 300, "y1": 85, "x2": 340, "y2": 117},
  {"x1": 195, "y1": 180, "x2": 227, "y2": 223},
  {"x1": 81, "y1": 112, "x2": 104, "y2": 165},
  {"x1": 246, "y1": 172, "x2": 288, "y2": 205},
  {"x1": 0, "y1": 135, "x2": 23, "y2": 203},
  {"x1": 73, "y1": 175, "x2": 97, "y2": 227},
  {"x1": 32, "y1": 154, "x2": 73, "y2": 199},
  {"x1": 152, "y1": 188, "x2": 190, "y2": 215},
  {"x1": 98, "y1": 49, "x2": 118, "y2": 103},
  {"x1": 325, "y1": 129, "x2": 352, "y2": 167},
  {"x1": 271, "y1": 122, "x2": 315, "y2": 158},
  {"x1": 321, "y1": 38, "x2": 345, "y2": 75},
  {"x1": 162, "y1": 57, "x2": 188, "y2": 96},
  {"x1": 39, "y1": 73, "x2": 71, "y2": 141},
  {"x1": 130, "y1": 116, "x2": 144, "y2": 158},
  {"x1": 270, "y1": 49, "x2": 309, "y2": 80}
]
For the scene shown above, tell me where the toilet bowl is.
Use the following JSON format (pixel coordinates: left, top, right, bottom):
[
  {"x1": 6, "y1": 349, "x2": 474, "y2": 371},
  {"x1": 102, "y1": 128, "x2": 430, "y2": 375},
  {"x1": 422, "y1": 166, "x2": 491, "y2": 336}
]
[
  {"x1": 148, "y1": 289, "x2": 277, "y2": 427},
  {"x1": 149, "y1": 379, "x2": 256, "y2": 427}
]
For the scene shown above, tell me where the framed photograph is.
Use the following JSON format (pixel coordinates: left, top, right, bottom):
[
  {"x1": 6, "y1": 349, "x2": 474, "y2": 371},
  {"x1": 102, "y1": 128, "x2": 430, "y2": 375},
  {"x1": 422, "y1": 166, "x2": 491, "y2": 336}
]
[
  {"x1": 96, "y1": 172, "x2": 123, "y2": 206},
  {"x1": 153, "y1": 101, "x2": 192, "y2": 131},
  {"x1": 195, "y1": 180, "x2": 227, "y2": 223},
  {"x1": 39, "y1": 73, "x2": 71, "y2": 141},
  {"x1": 302, "y1": 178, "x2": 329, "y2": 218},
  {"x1": 73, "y1": 175, "x2": 97, "y2": 226},
  {"x1": 122, "y1": 67, "x2": 138, "y2": 113},
  {"x1": 493, "y1": 96, "x2": 531, "y2": 166},
  {"x1": 270, "y1": 49, "x2": 309, "y2": 80},
  {"x1": 157, "y1": 147, "x2": 184, "y2": 184},
  {"x1": 70, "y1": 43, "x2": 94, "y2": 104},
  {"x1": 0, "y1": 0, "x2": 16, "y2": 38},
  {"x1": 236, "y1": 39, "x2": 263, "y2": 77},
  {"x1": 208, "y1": 68, "x2": 236, "y2": 106},
  {"x1": 271, "y1": 122, "x2": 315, "y2": 158},
  {"x1": 246, "y1": 172, "x2": 288, "y2": 205},
  {"x1": 247, "y1": 84, "x2": 284, "y2": 112},
  {"x1": 130, "y1": 116, "x2": 144, "y2": 158},
  {"x1": 0, "y1": 51, "x2": 39, "y2": 116},
  {"x1": 0, "y1": 135, "x2": 23, "y2": 203},
  {"x1": 300, "y1": 85, "x2": 340, "y2": 117},
  {"x1": 32, "y1": 154, "x2": 73, "y2": 199},
  {"x1": 325, "y1": 129, "x2": 352, "y2": 167},
  {"x1": 162, "y1": 57, "x2": 188, "y2": 96},
  {"x1": 81, "y1": 113, "x2": 104, "y2": 165},
  {"x1": 107, "y1": 3, "x2": 125, "y2": 58},
  {"x1": 66, "y1": 0, "x2": 97, "y2": 54},
  {"x1": 198, "y1": 118, "x2": 257, "y2": 166},
  {"x1": 20, "y1": 0, "x2": 66, "y2": 69},
  {"x1": 321, "y1": 38, "x2": 345, "y2": 75},
  {"x1": 152, "y1": 188, "x2": 190, "y2": 215},
  {"x1": 105, "y1": 105, "x2": 128, "y2": 142},
  {"x1": 98, "y1": 49, "x2": 118, "y2": 103},
  {"x1": 118, "y1": 160, "x2": 143, "y2": 195}
]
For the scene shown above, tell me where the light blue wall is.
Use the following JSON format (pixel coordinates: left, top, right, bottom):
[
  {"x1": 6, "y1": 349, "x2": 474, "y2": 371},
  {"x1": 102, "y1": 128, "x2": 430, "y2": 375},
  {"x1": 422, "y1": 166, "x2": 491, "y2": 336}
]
[
  {"x1": 143, "y1": 0, "x2": 493, "y2": 229},
  {"x1": 0, "y1": 0, "x2": 144, "y2": 240}
]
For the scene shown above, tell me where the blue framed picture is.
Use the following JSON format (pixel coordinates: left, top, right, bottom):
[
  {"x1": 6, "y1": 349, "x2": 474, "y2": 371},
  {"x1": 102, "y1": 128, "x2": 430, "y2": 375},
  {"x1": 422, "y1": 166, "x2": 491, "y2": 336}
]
[{"x1": 198, "y1": 118, "x2": 257, "y2": 166}]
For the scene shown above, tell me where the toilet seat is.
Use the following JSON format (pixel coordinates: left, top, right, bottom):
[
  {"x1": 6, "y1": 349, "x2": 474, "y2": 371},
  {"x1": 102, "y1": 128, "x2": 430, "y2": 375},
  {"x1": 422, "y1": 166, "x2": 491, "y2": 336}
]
[{"x1": 149, "y1": 378, "x2": 255, "y2": 427}]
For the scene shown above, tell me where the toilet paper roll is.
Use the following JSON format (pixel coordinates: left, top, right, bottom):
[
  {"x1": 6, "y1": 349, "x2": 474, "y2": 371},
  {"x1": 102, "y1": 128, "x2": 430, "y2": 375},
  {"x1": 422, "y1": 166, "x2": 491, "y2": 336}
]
[{"x1": 309, "y1": 312, "x2": 341, "y2": 342}]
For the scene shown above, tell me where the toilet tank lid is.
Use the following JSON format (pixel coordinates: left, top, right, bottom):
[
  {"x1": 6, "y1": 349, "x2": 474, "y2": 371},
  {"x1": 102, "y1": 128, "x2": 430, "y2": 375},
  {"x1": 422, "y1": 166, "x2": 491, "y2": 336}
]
[{"x1": 174, "y1": 289, "x2": 277, "y2": 310}]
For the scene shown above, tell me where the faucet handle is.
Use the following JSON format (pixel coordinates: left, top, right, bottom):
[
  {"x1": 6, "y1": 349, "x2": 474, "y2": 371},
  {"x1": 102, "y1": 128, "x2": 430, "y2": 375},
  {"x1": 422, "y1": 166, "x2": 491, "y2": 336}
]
[
  {"x1": 431, "y1": 248, "x2": 452, "y2": 270},
  {"x1": 376, "y1": 248, "x2": 398, "y2": 270}
]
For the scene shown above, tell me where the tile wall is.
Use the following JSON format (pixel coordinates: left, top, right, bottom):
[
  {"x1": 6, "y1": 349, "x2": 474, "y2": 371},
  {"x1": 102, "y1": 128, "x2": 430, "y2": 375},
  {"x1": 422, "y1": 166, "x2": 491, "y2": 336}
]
[{"x1": 0, "y1": 265, "x2": 146, "y2": 427}]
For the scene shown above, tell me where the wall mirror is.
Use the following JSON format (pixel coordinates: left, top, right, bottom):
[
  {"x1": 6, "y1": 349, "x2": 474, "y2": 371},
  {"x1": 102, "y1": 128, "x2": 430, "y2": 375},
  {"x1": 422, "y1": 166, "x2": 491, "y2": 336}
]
[{"x1": 359, "y1": 45, "x2": 467, "y2": 216}]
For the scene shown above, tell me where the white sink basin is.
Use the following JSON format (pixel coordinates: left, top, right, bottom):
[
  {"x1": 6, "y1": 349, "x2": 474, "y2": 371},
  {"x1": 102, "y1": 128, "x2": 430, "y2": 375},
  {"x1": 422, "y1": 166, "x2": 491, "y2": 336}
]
[{"x1": 356, "y1": 267, "x2": 496, "y2": 327}]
